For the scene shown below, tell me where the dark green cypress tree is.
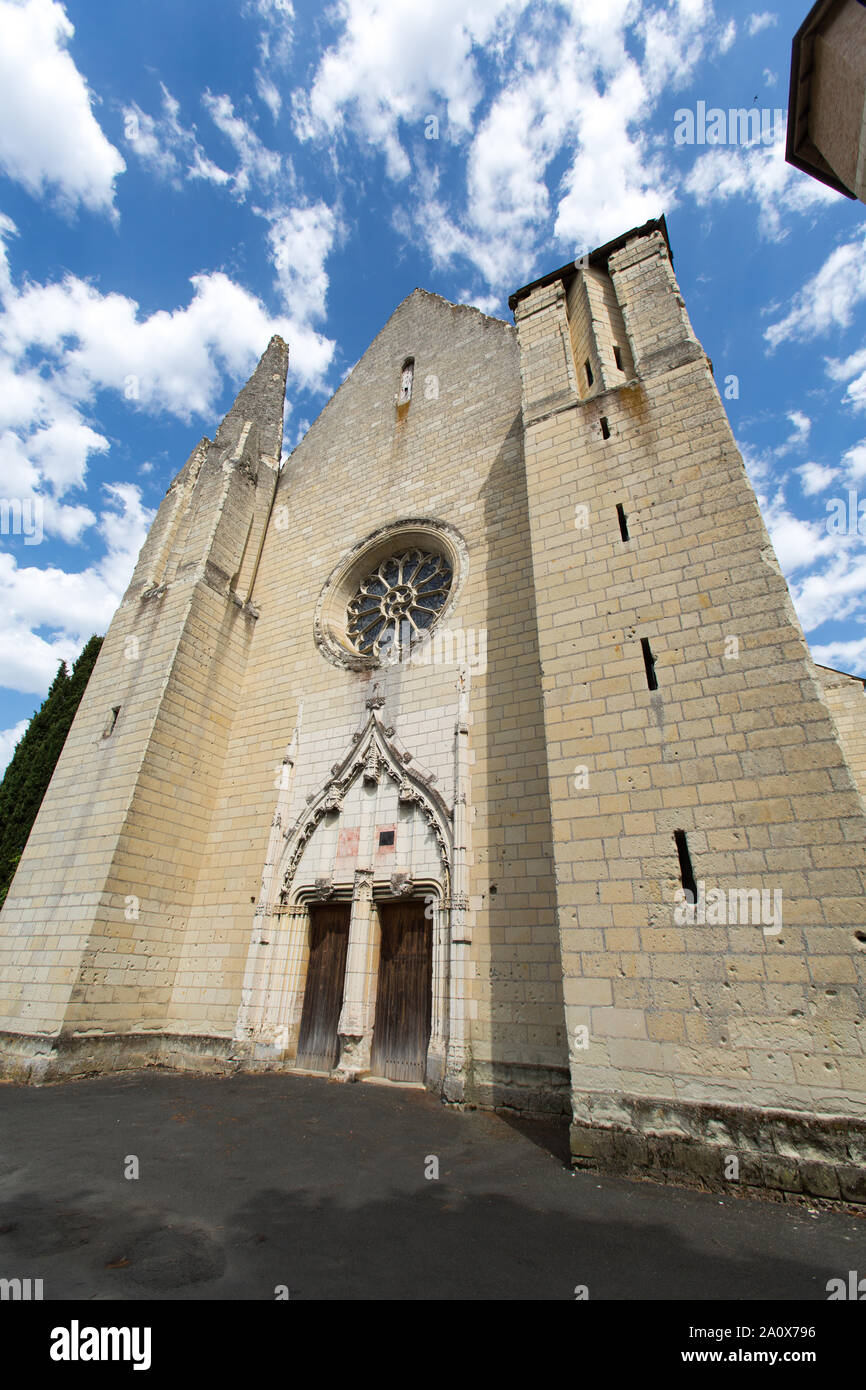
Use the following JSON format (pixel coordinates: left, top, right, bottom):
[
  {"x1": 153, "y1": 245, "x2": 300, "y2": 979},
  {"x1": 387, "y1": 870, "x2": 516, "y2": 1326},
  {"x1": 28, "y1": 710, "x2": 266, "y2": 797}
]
[{"x1": 0, "y1": 634, "x2": 103, "y2": 906}]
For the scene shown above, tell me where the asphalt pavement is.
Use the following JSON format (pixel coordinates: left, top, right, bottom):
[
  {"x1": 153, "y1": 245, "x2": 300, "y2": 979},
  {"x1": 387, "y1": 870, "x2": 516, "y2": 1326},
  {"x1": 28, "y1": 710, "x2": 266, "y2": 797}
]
[{"x1": 0, "y1": 1070, "x2": 863, "y2": 1300}]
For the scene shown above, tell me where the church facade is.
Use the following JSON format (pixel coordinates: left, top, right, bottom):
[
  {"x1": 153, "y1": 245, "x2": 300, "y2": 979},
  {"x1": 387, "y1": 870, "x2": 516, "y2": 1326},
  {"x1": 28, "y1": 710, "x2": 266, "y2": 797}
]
[{"x1": 2, "y1": 218, "x2": 866, "y2": 1200}]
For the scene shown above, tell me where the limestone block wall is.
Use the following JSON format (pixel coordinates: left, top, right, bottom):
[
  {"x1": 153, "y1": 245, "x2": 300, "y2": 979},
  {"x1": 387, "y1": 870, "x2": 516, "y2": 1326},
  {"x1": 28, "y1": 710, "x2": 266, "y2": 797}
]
[
  {"x1": 516, "y1": 229, "x2": 866, "y2": 1160},
  {"x1": 0, "y1": 347, "x2": 286, "y2": 1052},
  {"x1": 817, "y1": 664, "x2": 866, "y2": 805},
  {"x1": 166, "y1": 290, "x2": 569, "y2": 1106},
  {"x1": 566, "y1": 265, "x2": 634, "y2": 397},
  {"x1": 810, "y1": 0, "x2": 866, "y2": 200}
]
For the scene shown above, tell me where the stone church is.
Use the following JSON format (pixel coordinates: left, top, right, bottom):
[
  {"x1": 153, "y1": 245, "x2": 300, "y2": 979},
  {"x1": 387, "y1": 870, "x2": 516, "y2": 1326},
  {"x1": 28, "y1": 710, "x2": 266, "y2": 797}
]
[{"x1": 2, "y1": 217, "x2": 865, "y2": 1199}]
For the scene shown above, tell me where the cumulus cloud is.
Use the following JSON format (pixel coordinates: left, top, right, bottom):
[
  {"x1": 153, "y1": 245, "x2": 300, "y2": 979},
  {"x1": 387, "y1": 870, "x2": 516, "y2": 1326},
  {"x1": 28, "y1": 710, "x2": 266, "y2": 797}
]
[
  {"x1": 685, "y1": 132, "x2": 838, "y2": 243},
  {"x1": 789, "y1": 552, "x2": 866, "y2": 634},
  {"x1": 0, "y1": 481, "x2": 154, "y2": 696},
  {"x1": 752, "y1": 471, "x2": 866, "y2": 640},
  {"x1": 265, "y1": 201, "x2": 338, "y2": 323},
  {"x1": 797, "y1": 461, "x2": 838, "y2": 496},
  {"x1": 766, "y1": 233, "x2": 866, "y2": 348},
  {"x1": 840, "y1": 440, "x2": 866, "y2": 482},
  {"x1": 0, "y1": 0, "x2": 124, "y2": 217},
  {"x1": 291, "y1": 0, "x2": 761, "y2": 291},
  {"x1": 0, "y1": 226, "x2": 331, "y2": 415},
  {"x1": 0, "y1": 203, "x2": 336, "y2": 673},
  {"x1": 293, "y1": 0, "x2": 516, "y2": 180},
  {"x1": 772, "y1": 409, "x2": 811, "y2": 459},
  {"x1": 760, "y1": 487, "x2": 839, "y2": 575}
]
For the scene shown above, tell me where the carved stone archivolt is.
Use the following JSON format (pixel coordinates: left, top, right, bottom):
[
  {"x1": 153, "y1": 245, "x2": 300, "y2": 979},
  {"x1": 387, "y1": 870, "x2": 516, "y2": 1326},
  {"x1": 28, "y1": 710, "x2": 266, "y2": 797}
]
[{"x1": 279, "y1": 710, "x2": 453, "y2": 900}]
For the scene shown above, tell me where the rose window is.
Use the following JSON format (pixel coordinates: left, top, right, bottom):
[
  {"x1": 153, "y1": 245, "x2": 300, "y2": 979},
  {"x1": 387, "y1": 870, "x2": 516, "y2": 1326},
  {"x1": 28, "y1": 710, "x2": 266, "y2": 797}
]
[{"x1": 346, "y1": 550, "x2": 453, "y2": 657}]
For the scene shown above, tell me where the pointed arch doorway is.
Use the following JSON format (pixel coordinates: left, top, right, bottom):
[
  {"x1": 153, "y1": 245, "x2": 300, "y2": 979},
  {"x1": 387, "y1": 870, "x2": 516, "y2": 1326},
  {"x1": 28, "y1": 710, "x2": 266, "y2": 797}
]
[{"x1": 237, "y1": 707, "x2": 458, "y2": 1090}]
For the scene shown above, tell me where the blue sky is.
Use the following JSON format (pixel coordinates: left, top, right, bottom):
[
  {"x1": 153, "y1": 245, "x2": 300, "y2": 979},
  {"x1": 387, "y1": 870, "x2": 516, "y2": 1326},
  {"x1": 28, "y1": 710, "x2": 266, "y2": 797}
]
[{"x1": 0, "y1": 0, "x2": 864, "y2": 772}]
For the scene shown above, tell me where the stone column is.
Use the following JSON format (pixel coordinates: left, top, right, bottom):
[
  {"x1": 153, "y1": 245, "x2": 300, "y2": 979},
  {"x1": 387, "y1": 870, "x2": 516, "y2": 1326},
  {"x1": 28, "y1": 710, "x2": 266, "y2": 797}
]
[
  {"x1": 334, "y1": 868, "x2": 379, "y2": 1078},
  {"x1": 268, "y1": 903, "x2": 310, "y2": 1058}
]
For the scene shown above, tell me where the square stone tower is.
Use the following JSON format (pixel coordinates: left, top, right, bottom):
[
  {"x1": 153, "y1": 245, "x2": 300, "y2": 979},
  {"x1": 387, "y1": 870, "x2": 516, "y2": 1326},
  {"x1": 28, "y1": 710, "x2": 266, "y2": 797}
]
[{"x1": 1, "y1": 218, "x2": 864, "y2": 1201}]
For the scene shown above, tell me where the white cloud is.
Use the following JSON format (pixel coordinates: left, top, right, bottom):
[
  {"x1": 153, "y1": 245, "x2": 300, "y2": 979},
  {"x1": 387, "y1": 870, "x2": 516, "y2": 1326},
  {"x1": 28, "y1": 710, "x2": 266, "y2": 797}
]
[
  {"x1": 245, "y1": 0, "x2": 295, "y2": 120},
  {"x1": 797, "y1": 461, "x2": 837, "y2": 495},
  {"x1": 685, "y1": 132, "x2": 838, "y2": 243},
  {"x1": 0, "y1": 718, "x2": 29, "y2": 776},
  {"x1": 123, "y1": 85, "x2": 230, "y2": 190},
  {"x1": 265, "y1": 202, "x2": 338, "y2": 323},
  {"x1": 638, "y1": 0, "x2": 712, "y2": 99},
  {"x1": 124, "y1": 85, "x2": 284, "y2": 200},
  {"x1": 203, "y1": 91, "x2": 282, "y2": 199},
  {"x1": 810, "y1": 638, "x2": 866, "y2": 676},
  {"x1": 456, "y1": 289, "x2": 504, "y2": 317},
  {"x1": 841, "y1": 440, "x2": 866, "y2": 482},
  {"x1": 754, "y1": 483, "x2": 866, "y2": 641},
  {"x1": 0, "y1": 482, "x2": 153, "y2": 696},
  {"x1": 293, "y1": 0, "x2": 521, "y2": 180},
  {"x1": 790, "y1": 551, "x2": 866, "y2": 633},
  {"x1": 760, "y1": 487, "x2": 838, "y2": 575},
  {"x1": 827, "y1": 343, "x2": 866, "y2": 413},
  {"x1": 292, "y1": 1, "x2": 749, "y2": 290},
  {"x1": 0, "y1": 206, "x2": 334, "y2": 605},
  {"x1": 766, "y1": 233, "x2": 866, "y2": 348},
  {"x1": 0, "y1": 0, "x2": 124, "y2": 218},
  {"x1": 0, "y1": 243, "x2": 329, "y2": 409},
  {"x1": 771, "y1": 409, "x2": 810, "y2": 459},
  {"x1": 747, "y1": 12, "x2": 777, "y2": 37}
]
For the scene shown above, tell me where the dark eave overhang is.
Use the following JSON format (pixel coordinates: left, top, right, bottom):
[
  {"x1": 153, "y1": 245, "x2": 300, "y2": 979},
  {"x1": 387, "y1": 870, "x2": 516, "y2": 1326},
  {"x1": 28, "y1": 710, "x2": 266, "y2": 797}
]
[
  {"x1": 507, "y1": 215, "x2": 672, "y2": 312},
  {"x1": 785, "y1": 0, "x2": 859, "y2": 198}
]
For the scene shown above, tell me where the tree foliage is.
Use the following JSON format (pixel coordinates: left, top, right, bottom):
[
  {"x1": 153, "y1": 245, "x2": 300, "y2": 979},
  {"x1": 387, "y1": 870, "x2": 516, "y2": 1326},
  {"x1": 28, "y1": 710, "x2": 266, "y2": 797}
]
[{"x1": 0, "y1": 635, "x2": 103, "y2": 907}]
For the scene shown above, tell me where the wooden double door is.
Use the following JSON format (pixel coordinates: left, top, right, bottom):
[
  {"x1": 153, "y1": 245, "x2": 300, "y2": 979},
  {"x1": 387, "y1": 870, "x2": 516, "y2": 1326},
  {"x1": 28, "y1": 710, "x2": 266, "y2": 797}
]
[{"x1": 295, "y1": 899, "x2": 432, "y2": 1083}]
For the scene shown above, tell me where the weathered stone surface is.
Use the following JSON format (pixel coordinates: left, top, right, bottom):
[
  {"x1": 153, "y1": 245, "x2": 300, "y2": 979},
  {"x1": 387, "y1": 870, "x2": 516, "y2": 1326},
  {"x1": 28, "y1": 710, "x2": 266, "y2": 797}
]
[{"x1": 1, "y1": 220, "x2": 865, "y2": 1205}]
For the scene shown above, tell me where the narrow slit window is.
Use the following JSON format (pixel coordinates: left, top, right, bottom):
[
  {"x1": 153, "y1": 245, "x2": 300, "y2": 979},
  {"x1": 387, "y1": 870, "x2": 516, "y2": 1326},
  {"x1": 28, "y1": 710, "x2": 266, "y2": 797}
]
[
  {"x1": 674, "y1": 830, "x2": 697, "y2": 904},
  {"x1": 584, "y1": 359, "x2": 594, "y2": 388},
  {"x1": 613, "y1": 345, "x2": 624, "y2": 371},
  {"x1": 600, "y1": 417, "x2": 610, "y2": 439},
  {"x1": 640, "y1": 637, "x2": 658, "y2": 691},
  {"x1": 103, "y1": 705, "x2": 120, "y2": 738},
  {"x1": 616, "y1": 503, "x2": 629, "y2": 541},
  {"x1": 398, "y1": 357, "x2": 414, "y2": 404}
]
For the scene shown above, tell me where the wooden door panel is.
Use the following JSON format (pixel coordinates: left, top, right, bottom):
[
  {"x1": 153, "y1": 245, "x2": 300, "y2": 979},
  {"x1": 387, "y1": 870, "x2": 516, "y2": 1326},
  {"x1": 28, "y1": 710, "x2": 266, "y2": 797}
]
[
  {"x1": 370, "y1": 900, "x2": 432, "y2": 1083},
  {"x1": 295, "y1": 904, "x2": 350, "y2": 1072}
]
